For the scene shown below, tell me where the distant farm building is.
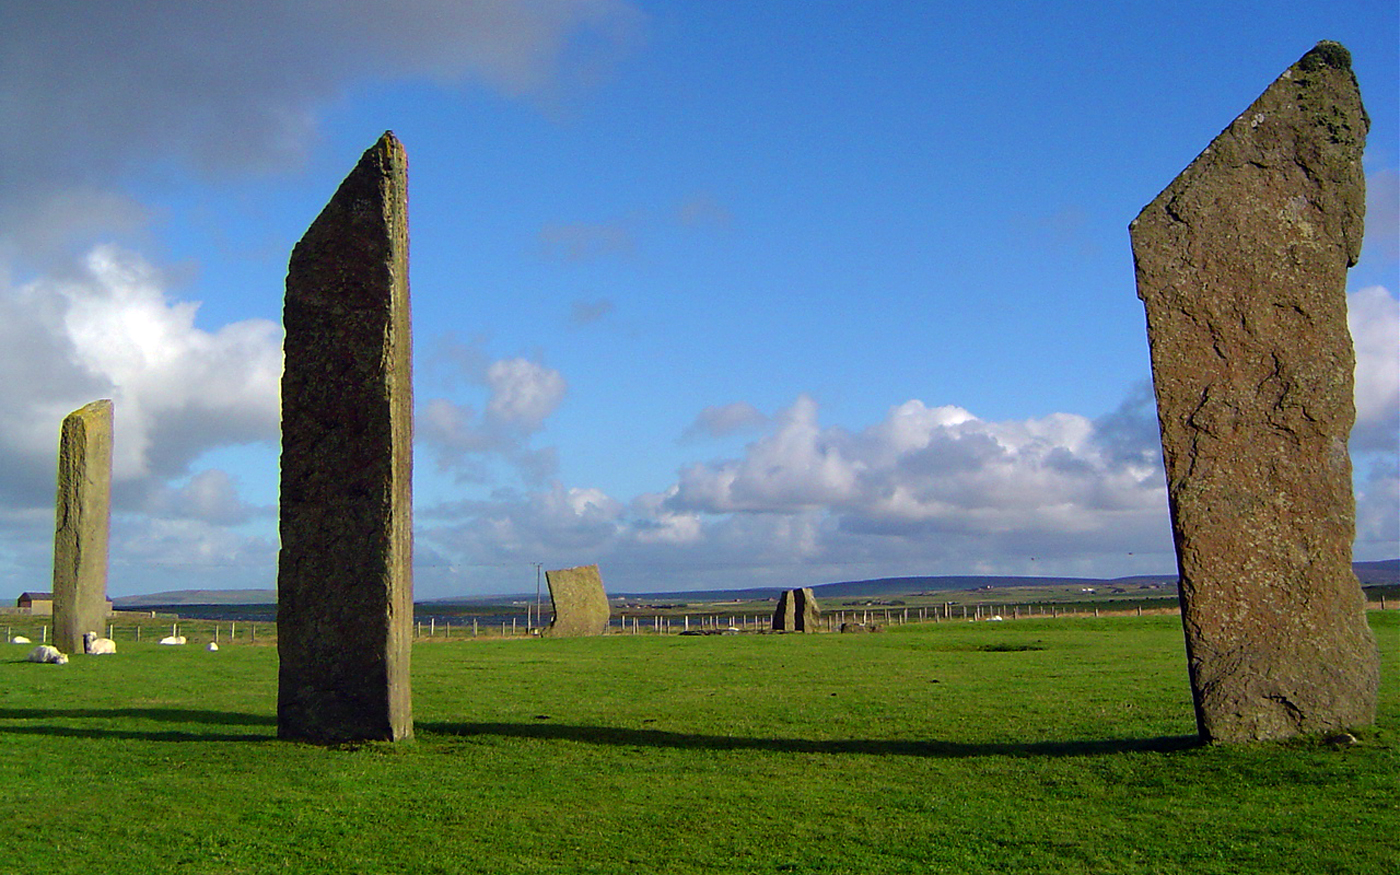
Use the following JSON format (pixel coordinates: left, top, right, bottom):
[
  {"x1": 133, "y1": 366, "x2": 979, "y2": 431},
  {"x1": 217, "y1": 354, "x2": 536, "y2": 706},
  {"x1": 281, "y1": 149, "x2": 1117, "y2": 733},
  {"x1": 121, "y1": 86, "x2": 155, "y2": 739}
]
[
  {"x1": 16, "y1": 592, "x2": 53, "y2": 614},
  {"x1": 13, "y1": 592, "x2": 113, "y2": 616}
]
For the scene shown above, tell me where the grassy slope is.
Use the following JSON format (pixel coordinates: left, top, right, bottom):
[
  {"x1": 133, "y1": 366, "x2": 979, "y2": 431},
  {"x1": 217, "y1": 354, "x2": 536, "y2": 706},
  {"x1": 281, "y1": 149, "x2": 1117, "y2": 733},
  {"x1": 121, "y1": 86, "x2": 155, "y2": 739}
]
[{"x1": 0, "y1": 614, "x2": 1394, "y2": 874}]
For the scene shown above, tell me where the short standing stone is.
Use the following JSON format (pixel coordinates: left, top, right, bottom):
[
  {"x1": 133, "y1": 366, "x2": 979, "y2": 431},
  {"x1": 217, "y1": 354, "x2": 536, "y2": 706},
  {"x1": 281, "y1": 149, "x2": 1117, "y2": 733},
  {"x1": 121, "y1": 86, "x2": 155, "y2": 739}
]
[
  {"x1": 771, "y1": 587, "x2": 821, "y2": 632},
  {"x1": 1130, "y1": 41, "x2": 1379, "y2": 742},
  {"x1": 52, "y1": 400, "x2": 113, "y2": 656},
  {"x1": 278, "y1": 132, "x2": 414, "y2": 743},
  {"x1": 543, "y1": 565, "x2": 610, "y2": 637}
]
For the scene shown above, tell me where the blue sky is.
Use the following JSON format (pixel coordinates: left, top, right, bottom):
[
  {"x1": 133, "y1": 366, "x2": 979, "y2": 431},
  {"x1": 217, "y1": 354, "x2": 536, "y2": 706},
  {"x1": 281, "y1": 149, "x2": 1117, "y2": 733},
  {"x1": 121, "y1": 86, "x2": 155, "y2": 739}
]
[{"x1": 0, "y1": 1, "x2": 1395, "y2": 599}]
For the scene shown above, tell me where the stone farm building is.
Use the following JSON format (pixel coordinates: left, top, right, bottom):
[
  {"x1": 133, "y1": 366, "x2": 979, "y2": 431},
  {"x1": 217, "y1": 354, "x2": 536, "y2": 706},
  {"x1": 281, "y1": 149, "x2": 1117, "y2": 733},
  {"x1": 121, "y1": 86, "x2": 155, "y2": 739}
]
[
  {"x1": 13, "y1": 592, "x2": 113, "y2": 616},
  {"x1": 16, "y1": 592, "x2": 52, "y2": 614}
]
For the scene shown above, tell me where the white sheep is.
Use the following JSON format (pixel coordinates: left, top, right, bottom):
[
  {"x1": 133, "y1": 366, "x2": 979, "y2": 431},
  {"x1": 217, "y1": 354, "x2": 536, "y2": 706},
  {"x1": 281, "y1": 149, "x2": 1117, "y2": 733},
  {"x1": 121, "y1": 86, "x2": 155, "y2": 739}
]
[
  {"x1": 158, "y1": 635, "x2": 187, "y2": 646},
  {"x1": 26, "y1": 644, "x2": 68, "y2": 665},
  {"x1": 83, "y1": 631, "x2": 117, "y2": 655},
  {"x1": 206, "y1": 641, "x2": 219, "y2": 652},
  {"x1": 11, "y1": 635, "x2": 31, "y2": 644}
]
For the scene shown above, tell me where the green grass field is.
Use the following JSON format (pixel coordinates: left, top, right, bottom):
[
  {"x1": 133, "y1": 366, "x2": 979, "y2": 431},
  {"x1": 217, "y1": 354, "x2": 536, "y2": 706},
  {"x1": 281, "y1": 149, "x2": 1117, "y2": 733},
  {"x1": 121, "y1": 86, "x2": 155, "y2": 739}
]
[{"x1": 0, "y1": 613, "x2": 1394, "y2": 874}]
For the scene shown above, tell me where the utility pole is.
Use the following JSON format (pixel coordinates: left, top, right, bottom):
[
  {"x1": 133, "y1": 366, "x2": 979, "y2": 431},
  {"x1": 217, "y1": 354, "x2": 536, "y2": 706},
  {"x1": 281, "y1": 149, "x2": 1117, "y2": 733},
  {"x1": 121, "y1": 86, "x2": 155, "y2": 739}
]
[{"x1": 533, "y1": 562, "x2": 543, "y2": 627}]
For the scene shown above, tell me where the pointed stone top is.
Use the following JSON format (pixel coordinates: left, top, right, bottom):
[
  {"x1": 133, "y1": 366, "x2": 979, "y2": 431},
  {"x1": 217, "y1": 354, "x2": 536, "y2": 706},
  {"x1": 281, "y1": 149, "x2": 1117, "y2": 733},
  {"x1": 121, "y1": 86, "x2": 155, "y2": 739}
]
[
  {"x1": 1132, "y1": 40, "x2": 1368, "y2": 264},
  {"x1": 367, "y1": 130, "x2": 406, "y2": 170}
]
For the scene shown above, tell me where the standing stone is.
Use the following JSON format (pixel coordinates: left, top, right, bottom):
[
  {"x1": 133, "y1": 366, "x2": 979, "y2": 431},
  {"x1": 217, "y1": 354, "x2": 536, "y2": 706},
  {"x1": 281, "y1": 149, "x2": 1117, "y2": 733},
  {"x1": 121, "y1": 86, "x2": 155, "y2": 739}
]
[
  {"x1": 1130, "y1": 42, "x2": 1378, "y2": 742},
  {"x1": 278, "y1": 132, "x2": 413, "y2": 743},
  {"x1": 52, "y1": 400, "x2": 113, "y2": 656},
  {"x1": 543, "y1": 565, "x2": 610, "y2": 637},
  {"x1": 771, "y1": 587, "x2": 820, "y2": 632}
]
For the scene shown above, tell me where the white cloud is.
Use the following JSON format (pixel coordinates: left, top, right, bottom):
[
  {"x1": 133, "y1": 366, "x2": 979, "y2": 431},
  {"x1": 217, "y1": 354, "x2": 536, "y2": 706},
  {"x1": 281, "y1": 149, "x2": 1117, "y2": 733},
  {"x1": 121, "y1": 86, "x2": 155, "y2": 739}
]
[
  {"x1": 486, "y1": 358, "x2": 568, "y2": 430},
  {"x1": 665, "y1": 395, "x2": 1164, "y2": 533},
  {"x1": 0, "y1": 246, "x2": 280, "y2": 507},
  {"x1": 1349, "y1": 285, "x2": 1400, "y2": 451},
  {"x1": 416, "y1": 390, "x2": 1178, "y2": 595},
  {"x1": 419, "y1": 356, "x2": 566, "y2": 484}
]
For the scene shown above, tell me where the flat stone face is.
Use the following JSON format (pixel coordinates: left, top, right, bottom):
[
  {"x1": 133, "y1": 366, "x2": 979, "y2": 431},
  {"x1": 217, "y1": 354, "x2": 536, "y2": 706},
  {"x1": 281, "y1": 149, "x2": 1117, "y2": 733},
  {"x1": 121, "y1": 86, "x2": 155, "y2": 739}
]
[
  {"x1": 52, "y1": 400, "x2": 113, "y2": 656},
  {"x1": 1130, "y1": 42, "x2": 1378, "y2": 742},
  {"x1": 543, "y1": 565, "x2": 610, "y2": 637},
  {"x1": 277, "y1": 132, "x2": 413, "y2": 744},
  {"x1": 771, "y1": 587, "x2": 821, "y2": 632}
]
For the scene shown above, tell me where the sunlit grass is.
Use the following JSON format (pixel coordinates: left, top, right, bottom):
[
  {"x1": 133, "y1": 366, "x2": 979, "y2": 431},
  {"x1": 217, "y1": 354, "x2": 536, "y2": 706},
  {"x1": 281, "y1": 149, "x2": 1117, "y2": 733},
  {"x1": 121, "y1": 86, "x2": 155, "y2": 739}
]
[{"x1": 0, "y1": 613, "x2": 1394, "y2": 874}]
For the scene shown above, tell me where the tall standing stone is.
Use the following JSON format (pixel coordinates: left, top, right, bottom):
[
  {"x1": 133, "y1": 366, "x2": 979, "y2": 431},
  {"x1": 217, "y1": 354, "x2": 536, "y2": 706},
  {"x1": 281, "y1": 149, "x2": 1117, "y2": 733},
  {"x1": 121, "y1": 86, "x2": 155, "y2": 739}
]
[
  {"x1": 278, "y1": 132, "x2": 413, "y2": 743},
  {"x1": 771, "y1": 587, "x2": 820, "y2": 632},
  {"x1": 52, "y1": 400, "x2": 113, "y2": 656},
  {"x1": 1130, "y1": 42, "x2": 1378, "y2": 742},
  {"x1": 542, "y1": 565, "x2": 610, "y2": 637}
]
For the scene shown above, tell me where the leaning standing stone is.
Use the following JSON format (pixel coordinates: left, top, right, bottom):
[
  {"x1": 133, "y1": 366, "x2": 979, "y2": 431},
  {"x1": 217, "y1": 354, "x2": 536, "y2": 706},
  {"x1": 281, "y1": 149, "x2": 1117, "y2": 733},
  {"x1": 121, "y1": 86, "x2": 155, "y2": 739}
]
[
  {"x1": 1130, "y1": 41, "x2": 1378, "y2": 743},
  {"x1": 52, "y1": 400, "x2": 113, "y2": 656},
  {"x1": 542, "y1": 565, "x2": 610, "y2": 637},
  {"x1": 277, "y1": 132, "x2": 414, "y2": 743}
]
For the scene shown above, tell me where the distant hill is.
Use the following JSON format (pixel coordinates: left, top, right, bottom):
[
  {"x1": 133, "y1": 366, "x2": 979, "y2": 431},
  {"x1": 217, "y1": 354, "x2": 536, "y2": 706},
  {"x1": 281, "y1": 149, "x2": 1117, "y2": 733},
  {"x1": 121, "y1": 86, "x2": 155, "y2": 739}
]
[
  {"x1": 609, "y1": 574, "x2": 1180, "y2": 604},
  {"x1": 106, "y1": 559, "x2": 1398, "y2": 608},
  {"x1": 112, "y1": 589, "x2": 276, "y2": 607}
]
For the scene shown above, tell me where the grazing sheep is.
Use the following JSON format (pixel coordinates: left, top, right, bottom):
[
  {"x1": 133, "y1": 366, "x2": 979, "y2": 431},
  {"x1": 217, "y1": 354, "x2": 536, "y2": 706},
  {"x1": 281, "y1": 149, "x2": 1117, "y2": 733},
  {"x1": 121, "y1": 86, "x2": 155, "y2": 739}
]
[
  {"x1": 26, "y1": 645, "x2": 68, "y2": 665},
  {"x1": 83, "y1": 631, "x2": 117, "y2": 655},
  {"x1": 11, "y1": 635, "x2": 31, "y2": 644},
  {"x1": 206, "y1": 641, "x2": 219, "y2": 652},
  {"x1": 158, "y1": 635, "x2": 187, "y2": 646}
]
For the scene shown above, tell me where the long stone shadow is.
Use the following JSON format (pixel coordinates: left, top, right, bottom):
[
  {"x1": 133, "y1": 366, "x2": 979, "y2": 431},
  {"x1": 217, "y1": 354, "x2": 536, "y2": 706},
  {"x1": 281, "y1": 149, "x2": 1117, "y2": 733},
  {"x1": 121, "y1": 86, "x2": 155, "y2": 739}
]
[
  {"x1": 0, "y1": 707, "x2": 276, "y2": 742},
  {"x1": 421, "y1": 721, "x2": 1201, "y2": 758}
]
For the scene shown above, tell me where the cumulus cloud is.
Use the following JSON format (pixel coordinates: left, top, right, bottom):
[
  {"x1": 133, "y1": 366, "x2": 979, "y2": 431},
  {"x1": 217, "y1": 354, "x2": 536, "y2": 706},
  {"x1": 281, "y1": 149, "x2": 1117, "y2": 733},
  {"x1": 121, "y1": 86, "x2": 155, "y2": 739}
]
[
  {"x1": 1349, "y1": 286, "x2": 1400, "y2": 451},
  {"x1": 417, "y1": 390, "x2": 1179, "y2": 594},
  {"x1": 663, "y1": 395, "x2": 1165, "y2": 537},
  {"x1": 0, "y1": 245, "x2": 281, "y2": 507},
  {"x1": 419, "y1": 355, "x2": 567, "y2": 483}
]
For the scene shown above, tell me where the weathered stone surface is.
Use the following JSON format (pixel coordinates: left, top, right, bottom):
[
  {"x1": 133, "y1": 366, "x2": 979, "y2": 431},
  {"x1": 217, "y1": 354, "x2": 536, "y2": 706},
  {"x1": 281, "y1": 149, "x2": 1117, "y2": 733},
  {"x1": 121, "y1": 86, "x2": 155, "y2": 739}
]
[
  {"x1": 1130, "y1": 42, "x2": 1378, "y2": 743},
  {"x1": 277, "y1": 132, "x2": 414, "y2": 744},
  {"x1": 543, "y1": 565, "x2": 610, "y2": 637},
  {"x1": 771, "y1": 587, "x2": 821, "y2": 632},
  {"x1": 52, "y1": 400, "x2": 113, "y2": 656}
]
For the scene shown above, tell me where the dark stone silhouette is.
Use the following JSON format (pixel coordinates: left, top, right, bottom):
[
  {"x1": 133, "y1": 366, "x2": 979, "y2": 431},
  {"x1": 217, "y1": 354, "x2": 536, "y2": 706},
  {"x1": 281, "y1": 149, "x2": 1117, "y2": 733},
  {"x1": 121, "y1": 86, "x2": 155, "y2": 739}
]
[
  {"x1": 1130, "y1": 42, "x2": 1378, "y2": 742},
  {"x1": 543, "y1": 565, "x2": 610, "y2": 637},
  {"x1": 772, "y1": 587, "x2": 820, "y2": 632},
  {"x1": 278, "y1": 132, "x2": 414, "y2": 743},
  {"x1": 52, "y1": 400, "x2": 113, "y2": 656}
]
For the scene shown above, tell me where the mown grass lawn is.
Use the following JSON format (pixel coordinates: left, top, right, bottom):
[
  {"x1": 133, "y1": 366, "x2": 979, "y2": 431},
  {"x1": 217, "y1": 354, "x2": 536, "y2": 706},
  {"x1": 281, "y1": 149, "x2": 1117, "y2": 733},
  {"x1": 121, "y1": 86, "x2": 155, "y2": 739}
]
[{"x1": 0, "y1": 613, "x2": 1394, "y2": 874}]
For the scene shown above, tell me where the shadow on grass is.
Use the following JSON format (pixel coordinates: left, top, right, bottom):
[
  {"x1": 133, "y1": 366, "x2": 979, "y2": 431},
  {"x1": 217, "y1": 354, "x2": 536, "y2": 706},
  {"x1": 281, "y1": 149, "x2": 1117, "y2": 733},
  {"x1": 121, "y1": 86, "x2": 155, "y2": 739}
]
[
  {"x1": 420, "y1": 721, "x2": 1201, "y2": 758},
  {"x1": 0, "y1": 709, "x2": 1201, "y2": 755},
  {"x1": 0, "y1": 707, "x2": 275, "y2": 742}
]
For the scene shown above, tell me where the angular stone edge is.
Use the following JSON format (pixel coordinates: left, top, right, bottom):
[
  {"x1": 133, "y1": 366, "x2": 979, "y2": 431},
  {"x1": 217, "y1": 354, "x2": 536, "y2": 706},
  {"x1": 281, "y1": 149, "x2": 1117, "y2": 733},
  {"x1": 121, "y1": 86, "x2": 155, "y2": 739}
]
[
  {"x1": 52, "y1": 399, "x2": 113, "y2": 656},
  {"x1": 1129, "y1": 42, "x2": 1378, "y2": 742},
  {"x1": 276, "y1": 132, "x2": 413, "y2": 744}
]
